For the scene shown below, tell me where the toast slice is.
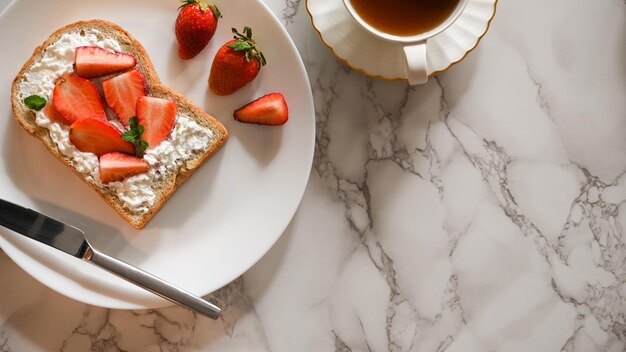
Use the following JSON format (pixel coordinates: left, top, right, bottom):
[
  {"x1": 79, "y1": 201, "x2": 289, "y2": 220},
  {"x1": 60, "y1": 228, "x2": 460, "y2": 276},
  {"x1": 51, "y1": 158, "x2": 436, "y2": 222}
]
[{"x1": 11, "y1": 20, "x2": 228, "y2": 229}]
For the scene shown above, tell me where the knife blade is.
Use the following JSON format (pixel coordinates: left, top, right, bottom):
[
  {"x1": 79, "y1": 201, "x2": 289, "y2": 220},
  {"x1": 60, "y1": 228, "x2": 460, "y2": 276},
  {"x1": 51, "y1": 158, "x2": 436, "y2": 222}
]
[
  {"x1": 0, "y1": 199, "x2": 221, "y2": 319},
  {"x1": 0, "y1": 199, "x2": 90, "y2": 257}
]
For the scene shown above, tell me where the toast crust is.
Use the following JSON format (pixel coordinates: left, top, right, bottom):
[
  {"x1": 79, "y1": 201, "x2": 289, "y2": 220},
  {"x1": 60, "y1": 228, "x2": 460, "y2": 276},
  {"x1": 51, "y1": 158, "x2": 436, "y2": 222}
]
[{"x1": 11, "y1": 20, "x2": 228, "y2": 229}]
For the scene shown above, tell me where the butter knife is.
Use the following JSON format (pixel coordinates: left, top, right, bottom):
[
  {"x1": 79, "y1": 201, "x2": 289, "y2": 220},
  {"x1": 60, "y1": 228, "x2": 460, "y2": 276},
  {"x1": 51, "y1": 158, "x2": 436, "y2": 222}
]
[{"x1": 0, "y1": 198, "x2": 221, "y2": 319}]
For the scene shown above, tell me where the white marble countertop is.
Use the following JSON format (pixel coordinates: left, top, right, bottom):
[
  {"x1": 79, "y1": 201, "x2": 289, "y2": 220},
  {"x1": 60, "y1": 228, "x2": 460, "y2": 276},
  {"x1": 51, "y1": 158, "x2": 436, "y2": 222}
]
[{"x1": 2, "y1": 0, "x2": 625, "y2": 351}]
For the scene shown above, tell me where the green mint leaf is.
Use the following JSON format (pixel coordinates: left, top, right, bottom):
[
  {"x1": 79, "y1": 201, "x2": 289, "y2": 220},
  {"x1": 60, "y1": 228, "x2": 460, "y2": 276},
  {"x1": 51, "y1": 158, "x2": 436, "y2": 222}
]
[
  {"x1": 121, "y1": 130, "x2": 137, "y2": 142},
  {"x1": 122, "y1": 116, "x2": 148, "y2": 156},
  {"x1": 24, "y1": 95, "x2": 47, "y2": 111},
  {"x1": 129, "y1": 116, "x2": 138, "y2": 129}
]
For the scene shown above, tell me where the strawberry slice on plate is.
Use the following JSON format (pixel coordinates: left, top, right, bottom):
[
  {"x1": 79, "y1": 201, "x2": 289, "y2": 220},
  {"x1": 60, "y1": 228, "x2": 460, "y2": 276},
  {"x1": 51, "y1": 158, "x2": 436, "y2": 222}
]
[
  {"x1": 43, "y1": 97, "x2": 71, "y2": 125},
  {"x1": 102, "y1": 69, "x2": 146, "y2": 126},
  {"x1": 53, "y1": 74, "x2": 106, "y2": 123},
  {"x1": 136, "y1": 96, "x2": 177, "y2": 148},
  {"x1": 75, "y1": 46, "x2": 136, "y2": 78},
  {"x1": 99, "y1": 152, "x2": 149, "y2": 183},
  {"x1": 69, "y1": 117, "x2": 134, "y2": 156},
  {"x1": 234, "y1": 93, "x2": 288, "y2": 126}
]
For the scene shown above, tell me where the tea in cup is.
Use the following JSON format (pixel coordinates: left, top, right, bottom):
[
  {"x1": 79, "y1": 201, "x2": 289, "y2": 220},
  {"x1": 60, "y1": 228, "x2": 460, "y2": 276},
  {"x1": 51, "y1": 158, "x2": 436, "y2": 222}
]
[{"x1": 342, "y1": 0, "x2": 469, "y2": 84}]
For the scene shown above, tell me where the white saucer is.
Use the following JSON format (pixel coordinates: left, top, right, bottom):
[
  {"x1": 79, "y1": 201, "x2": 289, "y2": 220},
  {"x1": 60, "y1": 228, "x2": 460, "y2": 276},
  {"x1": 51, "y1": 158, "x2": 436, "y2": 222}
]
[{"x1": 306, "y1": 0, "x2": 498, "y2": 81}]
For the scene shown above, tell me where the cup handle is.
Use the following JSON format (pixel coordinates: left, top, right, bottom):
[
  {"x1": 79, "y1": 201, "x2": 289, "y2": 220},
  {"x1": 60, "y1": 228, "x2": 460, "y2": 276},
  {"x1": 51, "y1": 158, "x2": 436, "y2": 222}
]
[{"x1": 403, "y1": 42, "x2": 428, "y2": 85}]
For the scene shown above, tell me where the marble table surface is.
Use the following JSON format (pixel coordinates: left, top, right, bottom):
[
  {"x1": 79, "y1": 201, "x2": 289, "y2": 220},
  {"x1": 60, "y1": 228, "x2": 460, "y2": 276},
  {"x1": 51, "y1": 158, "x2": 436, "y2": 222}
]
[{"x1": 1, "y1": 0, "x2": 625, "y2": 351}]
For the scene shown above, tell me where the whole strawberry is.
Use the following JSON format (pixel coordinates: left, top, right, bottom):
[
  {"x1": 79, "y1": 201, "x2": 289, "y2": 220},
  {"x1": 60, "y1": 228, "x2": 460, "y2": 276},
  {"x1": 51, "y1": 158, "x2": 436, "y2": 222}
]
[
  {"x1": 175, "y1": 0, "x2": 221, "y2": 60},
  {"x1": 209, "y1": 26, "x2": 266, "y2": 96}
]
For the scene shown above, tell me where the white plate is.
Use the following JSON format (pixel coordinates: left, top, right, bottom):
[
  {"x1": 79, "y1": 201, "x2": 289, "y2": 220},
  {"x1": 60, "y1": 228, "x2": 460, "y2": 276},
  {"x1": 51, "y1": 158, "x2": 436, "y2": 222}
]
[
  {"x1": 0, "y1": 0, "x2": 314, "y2": 309},
  {"x1": 306, "y1": 0, "x2": 497, "y2": 80}
]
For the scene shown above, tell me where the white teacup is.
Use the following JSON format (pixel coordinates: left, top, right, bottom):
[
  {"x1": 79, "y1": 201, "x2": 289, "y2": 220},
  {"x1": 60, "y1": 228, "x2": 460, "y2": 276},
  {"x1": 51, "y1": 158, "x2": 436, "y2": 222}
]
[{"x1": 342, "y1": 0, "x2": 469, "y2": 85}]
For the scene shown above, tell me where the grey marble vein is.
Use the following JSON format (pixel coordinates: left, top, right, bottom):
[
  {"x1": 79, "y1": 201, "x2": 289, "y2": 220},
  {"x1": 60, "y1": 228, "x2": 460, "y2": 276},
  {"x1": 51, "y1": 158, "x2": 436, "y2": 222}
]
[
  {"x1": 280, "y1": 0, "x2": 302, "y2": 25},
  {"x1": 0, "y1": 331, "x2": 10, "y2": 352},
  {"x1": 1, "y1": 0, "x2": 625, "y2": 351}
]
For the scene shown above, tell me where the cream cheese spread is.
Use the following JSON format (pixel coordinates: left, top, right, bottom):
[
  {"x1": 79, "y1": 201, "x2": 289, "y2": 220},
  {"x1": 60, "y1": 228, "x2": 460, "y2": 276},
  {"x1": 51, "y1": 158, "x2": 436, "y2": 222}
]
[
  {"x1": 18, "y1": 29, "x2": 215, "y2": 214},
  {"x1": 108, "y1": 115, "x2": 213, "y2": 214},
  {"x1": 18, "y1": 29, "x2": 122, "y2": 101}
]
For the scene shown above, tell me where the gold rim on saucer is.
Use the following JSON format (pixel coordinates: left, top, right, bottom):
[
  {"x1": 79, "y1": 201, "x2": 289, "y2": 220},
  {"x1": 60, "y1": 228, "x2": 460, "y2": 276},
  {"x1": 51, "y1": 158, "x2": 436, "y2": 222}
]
[{"x1": 305, "y1": 0, "x2": 499, "y2": 81}]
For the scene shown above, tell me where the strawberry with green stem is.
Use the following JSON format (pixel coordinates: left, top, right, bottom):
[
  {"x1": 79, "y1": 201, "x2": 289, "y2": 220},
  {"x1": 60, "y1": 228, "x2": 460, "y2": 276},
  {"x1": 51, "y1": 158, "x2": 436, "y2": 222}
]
[
  {"x1": 209, "y1": 26, "x2": 266, "y2": 96},
  {"x1": 176, "y1": 0, "x2": 222, "y2": 60}
]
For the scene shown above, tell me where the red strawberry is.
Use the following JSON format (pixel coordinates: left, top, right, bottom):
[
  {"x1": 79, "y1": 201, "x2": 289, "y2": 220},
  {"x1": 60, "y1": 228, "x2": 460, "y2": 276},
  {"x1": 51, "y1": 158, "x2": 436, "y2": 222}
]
[
  {"x1": 234, "y1": 93, "x2": 288, "y2": 126},
  {"x1": 176, "y1": 0, "x2": 221, "y2": 60},
  {"x1": 75, "y1": 46, "x2": 136, "y2": 78},
  {"x1": 69, "y1": 117, "x2": 134, "y2": 156},
  {"x1": 209, "y1": 26, "x2": 266, "y2": 96},
  {"x1": 43, "y1": 98, "x2": 71, "y2": 125},
  {"x1": 53, "y1": 74, "x2": 107, "y2": 123},
  {"x1": 136, "y1": 96, "x2": 177, "y2": 148},
  {"x1": 102, "y1": 69, "x2": 146, "y2": 126},
  {"x1": 99, "y1": 152, "x2": 149, "y2": 183}
]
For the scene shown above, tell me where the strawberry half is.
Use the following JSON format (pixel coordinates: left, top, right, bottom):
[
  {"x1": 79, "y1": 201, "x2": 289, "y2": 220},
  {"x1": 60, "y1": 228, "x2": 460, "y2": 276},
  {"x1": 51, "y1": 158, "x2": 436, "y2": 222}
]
[
  {"x1": 234, "y1": 93, "x2": 288, "y2": 126},
  {"x1": 209, "y1": 26, "x2": 266, "y2": 96},
  {"x1": 136, "y1": 96, "x2": 177, "y2": 148},
  {"x1": 102, "y1": 69, "x2": 147, "y2": 126},
  {"x1": 176, "y1": 0, "x2": 221, "y2": 60},
  {"x1": 75, "y1": 46, "x2": 136, "y2": 78},
  {"x1": 43, "y1": 97, "x2": 71, "y2": 125},
  {"x1": 99, "y1": 152, "x2": 149, "y2": 183},
  {"x1": 53, "y1": 74, "x2": 107, "y2": 123},
  {"x1": 69, "y1": 117, "x2": 134, "y2": 156}
]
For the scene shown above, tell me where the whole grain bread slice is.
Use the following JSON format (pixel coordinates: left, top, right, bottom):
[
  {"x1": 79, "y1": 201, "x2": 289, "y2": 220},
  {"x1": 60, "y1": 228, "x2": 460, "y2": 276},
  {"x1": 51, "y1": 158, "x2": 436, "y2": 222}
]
[{"x1": 10, "y1": 20, "x2": 228, "y2": 229}]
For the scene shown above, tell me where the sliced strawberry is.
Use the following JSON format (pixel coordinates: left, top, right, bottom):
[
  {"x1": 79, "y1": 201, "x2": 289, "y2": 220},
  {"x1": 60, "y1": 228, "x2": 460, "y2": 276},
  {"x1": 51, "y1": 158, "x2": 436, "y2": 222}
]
[
  {"x1": 69, "y1": 117, "x2": 134, "y2": 156},
  {"x1": 43, "y1": 98, "x2": 71, "y2": 125},
  {"x1": 53, "y1": 74, "x2": 107, "y2": 123},
  {"x1": 99, "y1": 152, "x2": 149, "y2": 183},
  {"x1": 75, "y1": 46, "x2": 136, "y2": 78},
  {"x1": 102, "y1": 69, "x2": 146, "y2": 126},
  {"x1": 233, "y1": 93, "x2": 288, "y2": 126},
  {"x1": 136, "y1": 96, "x2": 177, "y2": 148}
]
